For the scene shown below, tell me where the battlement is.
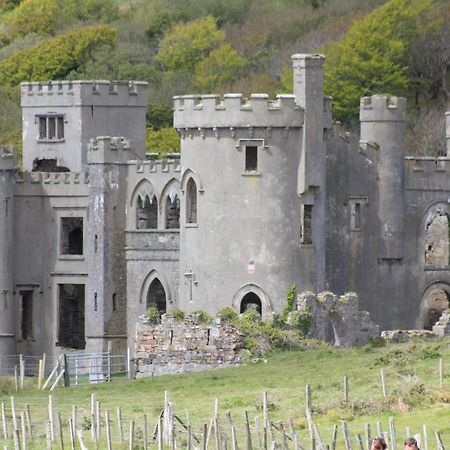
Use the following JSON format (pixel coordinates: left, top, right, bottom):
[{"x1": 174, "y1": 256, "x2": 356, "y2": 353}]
[
  {"x1": 360, "y1": 95, "x2": 406, "y2": 122},
  {"x1": 405, "y1": 156, "x2": 450, "y2": 173},
  {"x1": 128, "y1": 158, "x2": 181, "y2": 175},
  {"x1": 87, "y1": 137, "x2": 132, "y2": 164},
  {"x1": 21, "y1": 80, "x2": 148, "y2": 107},
  {"x1": 173, "y1": 93, "x2": 303, "y2": 129},
  {"x1": 0, "y1": 147, "x2": 16, "y2": 171},
  {"x1": 14, "y1": 171, "x2": 89, "y2": 185},
  {"x1": 291, "y1": 53, "x2": 325, "y2": 69}
]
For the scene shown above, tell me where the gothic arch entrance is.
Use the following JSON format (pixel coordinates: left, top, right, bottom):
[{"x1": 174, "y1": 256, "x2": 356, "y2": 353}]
[
  {"x1": 147, "y1": 278, "x2": 167, "y2": 315},
  {"x1": 240, "y1": 292, "x2": 262, "y2": 314},
  {"x1": 419, "y1": 283, "x2": 450, "y2": 329}
]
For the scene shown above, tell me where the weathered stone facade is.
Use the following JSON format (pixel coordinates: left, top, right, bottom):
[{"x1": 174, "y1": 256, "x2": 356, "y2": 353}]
[
  {"x1": 134, "y1": 315, "x2": 244, "y2": 377},
  {"x1": 0, "y1": 53, "x2": 450, "y2": 362}
]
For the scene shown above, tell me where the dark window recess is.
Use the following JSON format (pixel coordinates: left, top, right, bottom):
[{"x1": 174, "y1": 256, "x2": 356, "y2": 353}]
[
  {"x1": 38, "y1": 115, "x2": 64, "y2": 140},
  {"x1": 112, "y1": 293, "x2": 117, "y2": 311},
  {"x1": 300, "y1": 205, "x2": 313, "y2": 244},
  {"x1": 147, "y1": 278, "x2": 167, "y2": 315},
  {"x1": 94, "y1": 292, "x2": 98, "y2": 311},
  {"x1": 58, "y1": 284, "x2": 85, "y2": 350},
  {"x1": 20, "y1": 290, "x2": 33, "y2": 340},
  {"x1": 32, "y1": 158, "x2": 69, "y2": 172},
  {"x1": 245, "y1": 146, "x2": 258, "y2": 172},
  {"x1": 186, "y1": 178, "x2": 197, "y2": 224},
  {"x1": 166, "y1": 195, "x2": 180, "y2": 229},
  {"x1": 136, "y1": 195, "x2": 158, "y2": 229},
  {"x1": 61, "y1": 217, "x2": 83, "y2": 255},
  {"x1": 240, "y1": 292, "x2": 262, "y2": 315},
  {"x1": 350, "y1": 202, "x2": 362, "y2": 230}
]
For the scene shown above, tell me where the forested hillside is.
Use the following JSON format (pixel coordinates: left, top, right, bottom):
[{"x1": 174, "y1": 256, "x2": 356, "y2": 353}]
[{"x1": 0, "y1": 0, "x2": 448, "y2": 156}]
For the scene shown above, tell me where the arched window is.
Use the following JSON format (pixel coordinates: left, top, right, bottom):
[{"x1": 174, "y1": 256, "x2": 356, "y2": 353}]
[
  {"x1": 147, "y1": 278, "x2": 167, "y2": 315},
  {"x1": 136, "y1": 195, "x2": 158, "y2": 229},
  {"x1": 240, "y1": 292, "x2": 262, "y2": 315},
  {"x1": 424, "y1": 208, "x2": 450, "y2": 266},
  {"x1": 166, "y1": 195, "x2": 180, "y2": 229},
  {"x1": 186, "y1": 178, "x2": 197, "y2": 224},
  {"x1": 421, "y1": 288, "x2": 449, "y2": 329}
]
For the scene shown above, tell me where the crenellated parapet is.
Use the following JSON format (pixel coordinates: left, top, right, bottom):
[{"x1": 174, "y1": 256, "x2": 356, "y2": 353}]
[
  {"x1": 174, "y1": 93, "x2": 303, "y2": 129},
  {"x1": 360, "y1": 95, "x2": 406, "y2": 122},
  {"x1": 21, "y1": 80, "x2": 148, "y2": 107},
  {"x1": 128, "y1": 159, "x2": 181, "y2": 176},
  {"x1": 405, "y1": 156, "x2": 450, "y2": 190},
  {"x1": 87, "y1": 136, "x2": 132, "y2": 164},
  {"x1": 0, "y1": 147, "x2": 16, "y2": 171},
  {"x1": 14, "y1": 171, "x2": 89, "y2": 185}
]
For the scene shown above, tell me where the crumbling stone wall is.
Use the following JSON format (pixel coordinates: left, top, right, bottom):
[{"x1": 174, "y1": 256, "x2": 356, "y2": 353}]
[
  {"x1": 297, "y1": 291, "x2": 379, "y2": 347},
  {"x1": 134, "y1": 315, "x2": 244, "y2": 377}
]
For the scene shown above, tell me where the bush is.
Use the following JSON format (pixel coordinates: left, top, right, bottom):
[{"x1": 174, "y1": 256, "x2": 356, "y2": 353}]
[
  {"x1": 217, "y1": 307, "x2": 238, "y2": 322},
  {"x1": 194, "y1": 310, "x2": 213, "y2": 323},
  {"x1": 145, "y1": 307, "x2": 160, "y2": 324},
  {"x1": 167, "y1": 308, "x2": 185, "y2": 322}
]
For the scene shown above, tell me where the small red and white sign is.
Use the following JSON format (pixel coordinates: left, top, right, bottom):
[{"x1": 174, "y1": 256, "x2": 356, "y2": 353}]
[{"x1": 247, "y1": 261, "x2": 255, "y2": 274}]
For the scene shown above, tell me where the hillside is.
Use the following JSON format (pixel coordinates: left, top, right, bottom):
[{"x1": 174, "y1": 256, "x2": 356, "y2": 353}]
[
  {"x1": 0, "y1": 338, "x2": 449, "y2": 449},
  {"x1": 0, "y1": 0, "x2": 449, "y2": 156}
]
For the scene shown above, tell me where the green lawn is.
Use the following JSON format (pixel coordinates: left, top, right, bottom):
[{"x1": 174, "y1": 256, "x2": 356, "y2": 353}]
[{"x1": 1, "y1": 338, "x2": 449, "y2": 449}]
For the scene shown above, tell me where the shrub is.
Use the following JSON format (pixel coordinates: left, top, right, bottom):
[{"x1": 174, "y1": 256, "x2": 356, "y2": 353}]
[
  {"x1": 217, "y1": 306, "x2": 238, "y2": 322},
  {"x1": 194, "y1": 310, "x2": 213, "y2": 323},
  {"x1": 145, "y1": 307, "x2": 160, "y2": 324},
  {"x1": 281, "y1": 283, "x2": 297, "y2": 322},
  {"x1": 167, "y1": 308, "x2": 185, "y2": 322}
]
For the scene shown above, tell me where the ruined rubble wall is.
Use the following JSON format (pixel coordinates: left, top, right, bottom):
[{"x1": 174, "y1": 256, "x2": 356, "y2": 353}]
[{"x1": 134, "y1": 316, "x2": 244, "y2": 377}]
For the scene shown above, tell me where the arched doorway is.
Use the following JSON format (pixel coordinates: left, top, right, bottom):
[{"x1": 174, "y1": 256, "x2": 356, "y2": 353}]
[
  {"x1": 146, "y1": 278, "x2": 167, "y2": 315},
  {"x1": 421, "y1": 287, "x2": 449, "y2": 329},
  {"x1": 240, "y1": 292, "x2": 262, "y2": 314}
]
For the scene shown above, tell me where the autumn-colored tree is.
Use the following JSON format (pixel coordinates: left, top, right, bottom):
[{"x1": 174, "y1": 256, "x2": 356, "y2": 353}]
[
  {"x1": 194, "y1": 43, "x2": 245, "y2": 92},
  {"x1": 0, "y1": 25, "x2": 116, "y2": 86},
  {"x1": 157, "y1": 16, "x2": 224, "y2": 72}
]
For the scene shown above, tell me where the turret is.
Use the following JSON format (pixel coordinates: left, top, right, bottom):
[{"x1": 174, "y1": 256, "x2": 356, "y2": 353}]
[
  {"x1": 292, "y1": 54, "x2": 327, "y2": 290},
  {"x1": 86, "y1": 137, "x2": 129, "y2": 354},
  {"x1": 21, "y1": 81, "x2": 148, "y2": 172},
  {"x1": 0, "y1": 148, "x2": 17, "y2": 355},
  {"x1": 360, "y1": 95, "x2": 406, "y2": 259}
]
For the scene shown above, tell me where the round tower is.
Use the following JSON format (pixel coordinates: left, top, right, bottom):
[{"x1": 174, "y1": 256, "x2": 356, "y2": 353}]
[
  {"x1": 174, "y1": 93, "x2": 304, "y2": 318},
  {"x1": 360, "y1": 95, "x2": 406, "y2": 259},
  {"x1": 0, "y1": 149, "x2": 16, "y2": 355}
]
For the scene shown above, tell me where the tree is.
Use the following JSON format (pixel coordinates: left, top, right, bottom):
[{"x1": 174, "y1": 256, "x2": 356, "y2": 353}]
[
  {"x1": 0, "y1": 25, "x2": 116, "y2": 86},
  {"x1": 157, "y1": 16, "x2": 224, "y2": 72},
  {"x1": 194, "y1": 43, "x2": 245, "y2": 92},
  {"x1": 323, "y1": 0, "x2": 432, "y2": 126},
  {"x1": 146, "y1": 127, "x2": 180, "y2": 157}
]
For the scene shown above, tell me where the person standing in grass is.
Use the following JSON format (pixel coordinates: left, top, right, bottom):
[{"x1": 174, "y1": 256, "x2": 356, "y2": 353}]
[
  {"x1": 404, "y1": 438, "x2": 420, "y2": 450},
  {"x1": 371, "y1": 437, "x2": 387, "y2": 450}
]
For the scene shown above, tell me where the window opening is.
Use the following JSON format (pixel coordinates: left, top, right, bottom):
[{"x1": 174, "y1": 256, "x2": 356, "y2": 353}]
[
  {"x1": 240, "y1": 292, "x2": 262, "y2": 314},
  {"x1": 136, "y1": 195, "x2": 158, "y2": 229},
  {"x1": 58, "y1": 284, "x2": 85, "y2": 349},
  {"x1": 146, "y1": 278, "x2": 167, "y2": 315},
  {"x1": 32, "y1": 158, "x2": 69, "y2": 172},
  {"x1": 245, "y1": 146, "x2": 258, "y2": 172},
  {"x1": 20, "y1": 290, "x2": 33, "y2": 340},
  {"x1": 300, "y1": 205, "x2": 313, "y2": 244},
  {"x1": 94, "y1": 293, "x2": 98, "y2": 311},
  {"x1": 186, "y1": 178, "x2": 197, "y2": 224},
  {"x1": 61, "y1": 217, "x2": 83, "y2": 255},
  {"x1": 350, "y1": 202, "x2": 362, "y2": 231},
  {"x1": 38, "y1": 115, "x2": 64, "y2": 141},
  {"x1": 112, "y1": 293, "x2": 117, "y2": 311},
  {"x1": 422, "y1": 288, "x2": 449, "y2": 330},
  {"x1": 166, "y1": 195, "x2": 180, "y2": 229},
  {"x1": 424, "y1": 209, "x2": 450, "y2": 266}
]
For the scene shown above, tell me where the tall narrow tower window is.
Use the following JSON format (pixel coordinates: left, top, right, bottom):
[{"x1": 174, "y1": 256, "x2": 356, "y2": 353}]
[
  {"x1": 300, "y1": 205, "x2": 313, "y2": 244},
  {"x1": 186, "y1": 178, "x2": 197, "y2": 224},
  {"x1": 245, "y1": 146, "x2": 258, "y2": 172}
]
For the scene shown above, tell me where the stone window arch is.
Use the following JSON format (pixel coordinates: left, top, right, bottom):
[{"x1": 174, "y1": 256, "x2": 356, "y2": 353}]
[
  {"x1": 418, "y1": 283, "x2": 450, "y2": 329},
  {"x1": 424, "y1": 206, "x2": 450, "y2": 267},
  {"x1": 240, "y1": 292, "x2": 262, "y2": 314},
  {"x1": 147, "y1": 278, "x2": 167, "y2": 315},
  {"x1": 160, "y1": 179, "x2": 181, "y2": 230},
  {"x1": 136, "y1": 194, "x2": 158, "y2": 229},
  {"x1": 186, "y1": 178, "x2": 197, "y2": 224},
  {"x1": 232, "y1": 284, "x2": 273, "y2": 319}
]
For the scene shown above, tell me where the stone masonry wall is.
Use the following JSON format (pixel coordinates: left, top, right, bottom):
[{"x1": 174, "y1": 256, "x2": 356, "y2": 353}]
[{"x1": 134, "y1": 315, "x2": 244, "y2": 377}]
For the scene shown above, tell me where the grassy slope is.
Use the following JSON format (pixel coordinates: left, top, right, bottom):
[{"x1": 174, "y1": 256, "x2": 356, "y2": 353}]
[{"x1": 0, "y1": 338, "x2": 449, "y2": 448}]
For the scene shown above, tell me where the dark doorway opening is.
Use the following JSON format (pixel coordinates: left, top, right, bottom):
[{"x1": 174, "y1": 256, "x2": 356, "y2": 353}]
[
  {"x1": 58, "y1": 284, "x2": 85, "y2": 349},
  {"x1": 147, "y1": 278, "x2": 167, "y2": 315},
  {"x1": 61, "y1": 217, "x2": 83, "y2": 255},
  {"x1": 423, "y1": 288, "x2": 449, "y2": 330},
  {"x1": 240, "y1": 292, "x2": 262, "y2": 314}
]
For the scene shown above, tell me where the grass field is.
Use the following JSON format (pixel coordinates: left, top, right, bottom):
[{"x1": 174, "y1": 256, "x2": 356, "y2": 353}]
[{"x1": 0, "y1": 337, "x2": 449, "y2": 449}]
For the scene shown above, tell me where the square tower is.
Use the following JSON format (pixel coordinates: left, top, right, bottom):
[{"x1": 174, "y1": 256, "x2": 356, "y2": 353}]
[{"x1": 21, "y1": 80, "x2": 148, "y2": 172}]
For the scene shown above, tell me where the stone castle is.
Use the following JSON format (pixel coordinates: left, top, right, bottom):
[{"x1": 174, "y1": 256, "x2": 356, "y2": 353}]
[{"x1": 0, "y1": 53, "x2": 449, "y2": 360}]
